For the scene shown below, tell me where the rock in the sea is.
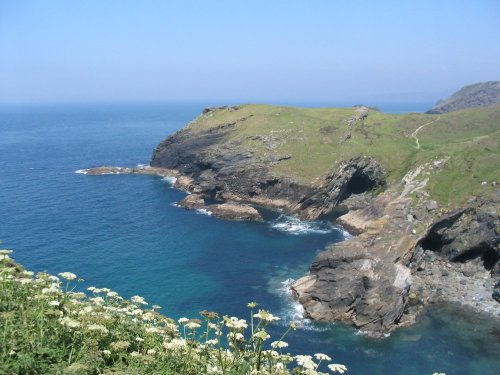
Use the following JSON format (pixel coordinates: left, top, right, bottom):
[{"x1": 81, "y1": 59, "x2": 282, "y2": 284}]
[
  {"x1": 179, "y1": 194, "x2": 205, "y2": 210},
  {"x1": 208, "y1": 203, "x2": 262, "y2": 221}
]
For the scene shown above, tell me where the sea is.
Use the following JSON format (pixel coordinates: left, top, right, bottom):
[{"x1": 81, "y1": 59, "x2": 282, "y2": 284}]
[{"x1": 0, "y1": 102, "x2": 499, "y2": 374}]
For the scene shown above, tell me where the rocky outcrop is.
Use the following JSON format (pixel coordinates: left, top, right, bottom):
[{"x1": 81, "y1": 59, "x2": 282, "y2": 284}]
[
  {"x1": 427, "y1": 81, "x2": 500, "y2": 114},
  {"x1": 179, "y1": 194, "x2": 205, "y2": 210},
  {"x1": 82, "y1": 102, "x2": 500, "y2": 337},
  {"x1": 292, "y1": 192, "x2": 416, "y2": 335},
  {"x1": 297, "y1": 156, "x2": 386, "y2": 220},
  {"x1": 179, "y1": 194, "x2": 262, "y2": 221},
  {"x1": 293, "y1": 189, "x2": 500, "y2": 335},
  {"x1": 417, "y1": 208, "x2": 499, "y2": 265},
  {"x1": 150, "y1": 110, "x2": 385, "y2": 220},
  {"x1": 207, "y1": 203, "x2": 262, "y2": 221}
]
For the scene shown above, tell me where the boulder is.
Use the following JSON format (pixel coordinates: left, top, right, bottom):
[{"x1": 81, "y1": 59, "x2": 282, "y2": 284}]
[
  {"x1": 178, "y1": 194, "x2": 205, "y2": 210},
  {"x1": 208, "y1": 203, "x2": 262, "y2": 221}
]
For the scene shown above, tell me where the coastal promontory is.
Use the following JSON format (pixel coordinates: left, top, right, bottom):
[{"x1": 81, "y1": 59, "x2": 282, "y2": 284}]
[{"x1": 86, "y1": 86, "x2": 500, "y2": 336}]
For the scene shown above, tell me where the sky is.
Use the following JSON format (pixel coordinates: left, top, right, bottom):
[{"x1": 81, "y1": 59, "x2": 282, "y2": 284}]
[{"x1": 0, "y1": 0, "x2": 499, "y2": 105}]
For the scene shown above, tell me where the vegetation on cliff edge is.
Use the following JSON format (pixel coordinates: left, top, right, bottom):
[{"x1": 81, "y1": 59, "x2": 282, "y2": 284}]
[
  {"x1": 0, "y1": 249, "x2": 349, "y2": 375},
  {"x1": 186, "y1": 104, "x2": 499, "y2": 207}
]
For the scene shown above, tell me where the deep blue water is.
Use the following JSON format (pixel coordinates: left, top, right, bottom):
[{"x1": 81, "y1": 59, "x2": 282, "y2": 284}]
[{"x1": 1, "y1": 103, "x2": 499, "y2": 374}]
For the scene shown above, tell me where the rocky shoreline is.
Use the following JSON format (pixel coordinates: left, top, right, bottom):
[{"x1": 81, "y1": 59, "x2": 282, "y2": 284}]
[
  {"x1": 78, "y1": 99, "x2": 499, "y2": 337},
  {"x1": 81, "y1": 163, "x2": 500, "y2": 337}
]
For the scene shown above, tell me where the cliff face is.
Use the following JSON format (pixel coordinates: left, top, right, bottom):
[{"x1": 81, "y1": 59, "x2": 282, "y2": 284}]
[
  {"x1": 427, "y1": 81, "x2": 500, "y2": 114},
  {"x1": 151, "y1": 107, "x2": 386, "y2": 219},
  {"x1": 148, "y1": 102, "x2": 500, "y2": 336}
]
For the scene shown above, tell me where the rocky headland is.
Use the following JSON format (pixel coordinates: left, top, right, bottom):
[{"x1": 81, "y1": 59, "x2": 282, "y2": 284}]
[
  {"x1": 427, "y1": 81, "x2": 500, "y2": 114},
  {"x1": 82, "y1": 87, "x2": 500, "y2": 337}
]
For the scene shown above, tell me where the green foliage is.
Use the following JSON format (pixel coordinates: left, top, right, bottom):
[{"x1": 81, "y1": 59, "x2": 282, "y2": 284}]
[
  {"x1": 188, "y1": 104, "x2": 500, "y2": 206},
  {"x1": 0, "y1": 250, "x2": 347, "y2": 375}
]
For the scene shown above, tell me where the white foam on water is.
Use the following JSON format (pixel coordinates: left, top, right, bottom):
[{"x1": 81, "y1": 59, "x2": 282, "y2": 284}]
[
  {"x1": 355, "y1": 330, "x2": 391, "y2": 338},
  {"x1": 170, "y1": 202, "x2": 181, "y2": 208},
  {"x1": 338, "y1": 227, "x2": 352, "y2": 239},
  {"x1": 196, "y1": 208, "x2": 213, "y2": 216},
  {"x1": 136, "y1": 163, "x2": 149, "y2": 169},
  {"x1": 74, "y1": 169, "x2": 88, "y2": 174},
  {"x1": 162, "y1": 176, "x2": 177, "y2": 185},
  {"x1": 270, "y1": 214, "x2": 333, "y2": 235},
  {"x1": 275, "y1": 278, "x2": 328, "y2": 332}
]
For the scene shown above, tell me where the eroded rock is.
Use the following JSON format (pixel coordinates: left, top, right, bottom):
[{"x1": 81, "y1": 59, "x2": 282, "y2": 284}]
[{"x1": 208, "y1": 203, "x2": 262, "y2": 221}]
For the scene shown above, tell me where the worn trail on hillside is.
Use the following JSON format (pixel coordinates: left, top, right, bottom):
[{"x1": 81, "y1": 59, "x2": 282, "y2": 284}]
[{"x1": 411, "y1": 115, "x2": 441, "y2": 149}]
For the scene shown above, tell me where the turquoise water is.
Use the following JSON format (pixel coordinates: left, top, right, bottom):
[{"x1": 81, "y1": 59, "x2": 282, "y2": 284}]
[{"x1": 0, "y1": 103, "x2": 499, "y2": 374}]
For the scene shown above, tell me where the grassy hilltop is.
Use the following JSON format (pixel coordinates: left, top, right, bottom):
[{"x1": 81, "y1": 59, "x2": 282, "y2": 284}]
[{"x1": 186, "y1": 104, "x2": 500, "y2": 207}]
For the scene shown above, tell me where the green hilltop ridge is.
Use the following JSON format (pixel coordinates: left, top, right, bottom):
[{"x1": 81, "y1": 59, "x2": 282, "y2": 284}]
[{"x1": 183, "y1": 103, "x2": 499, "y2": 207}]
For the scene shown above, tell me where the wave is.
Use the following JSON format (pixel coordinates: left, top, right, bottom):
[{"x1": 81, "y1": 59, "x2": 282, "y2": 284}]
[
  {"x1": 74, "y1": 169, "x2": 88, "y2": 174},
  {"x1": 162, "y1": 176, "x2": 177, "y2": 185},
  {"x1": 274, "y1": 278, "x2": 329, "y2": 332},
  {"x1": 355, "y1": 330, "x2": 391, "y2": 338},
  {"x1": 196, "y1": 208, "x2": 212, "y2": 216},
  {"x1": 270, "y1": 214, "x2": 333, "y2": 235}
]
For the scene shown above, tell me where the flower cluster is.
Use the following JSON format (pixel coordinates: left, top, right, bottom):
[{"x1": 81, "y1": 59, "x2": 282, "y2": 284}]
[{"x1": 0, "y1": 249, "x2": 348, "y2": 374}]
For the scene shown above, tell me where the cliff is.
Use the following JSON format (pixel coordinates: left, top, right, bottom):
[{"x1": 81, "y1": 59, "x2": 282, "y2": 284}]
[
  {"x1": 84, "y1": 97, "x2": 500, "y2": 336},
  {"x1": 147, "y1": 102, "x2": 500, "y2": 335},
  {"x1": 427, "y1": 81, "x2": 500, "y2": 114}
]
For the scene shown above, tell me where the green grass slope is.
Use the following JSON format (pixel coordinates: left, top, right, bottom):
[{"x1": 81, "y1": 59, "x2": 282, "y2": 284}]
[{"x1": 187, "y1": 104, "x2": 500, "y2": 207}]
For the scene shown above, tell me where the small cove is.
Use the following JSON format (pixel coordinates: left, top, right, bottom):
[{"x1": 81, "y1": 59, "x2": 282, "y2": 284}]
[{"x1": 1, "y1": 102, "x2": 499, "y2": 374}]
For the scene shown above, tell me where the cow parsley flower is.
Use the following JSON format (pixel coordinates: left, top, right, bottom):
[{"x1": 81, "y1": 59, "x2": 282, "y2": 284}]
[
  {"x1": 58, "y1": 272, "x2": 77, "y2": 281},
  {"x1": 271, "y1": 340, "x2": 289, "y2": 349},
  {"x1": 314, "y1": 353, "x2": 331, "y2": 361},
  {"x1": 328, "y1": 363, "x2": 348, "y2": 373}
]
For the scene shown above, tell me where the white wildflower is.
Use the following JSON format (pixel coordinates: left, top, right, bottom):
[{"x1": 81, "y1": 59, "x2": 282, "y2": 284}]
[
  {"x1": 314, "y1": 353, "x2": 331, "y2": 361},
  {"x1": 146, "y1": 349, "x2": 156, "y2": 355},
  {"x1": 60, "y1": 317, "x2": 81, "y2": 329},
  {"x1": 253, "y1": 330, "x2": 270, "y2": 341},
  {"x1": 145, "y1": 327, "x2": 162, "y2": 334},
  {"x1": 224, "y1": 316, "x2": 248, "y2": 330},
  {"x1": 206, "y1": 338, "x2": 218, "y2": 346},
  {"x1": 87, "y1": 324, "x2": 109, "y2": 334},
  {"x1": 131, "y1": 295, "x2": 148, "y2": 305},
  {"x1": 178, "y1": 317, "x2": 189, "y2": 324},
  {"x1": 163, "y1": 338, "x2": 187, "y2": 350},
  {"x1": 295, "y1": 355, "x2": 317, "y2": 370},
  {"x1": 328, "y1": 364, "x2": 348, "y2": 374},
  {"x1": 186, "y1": 322, "x2": 201, "y2": 329},
  {"x1": 253, "y1": 310, "x2": 280, "y2": 322},
  {"x1": 58, "y1": 272, "x2": 77, "y2": 281},
  {"x1": 90, "y1": 297, "x2": 105, "y2": 304},
  {"x1": 48, "y1": 300, "x2": 60, "y2": 307},
  {"x1": 271, "y1": 340, "x2": 289, "y2": 349},
  {"x1": 102, "y1": 350, "x2": 111, "y2": 356}
]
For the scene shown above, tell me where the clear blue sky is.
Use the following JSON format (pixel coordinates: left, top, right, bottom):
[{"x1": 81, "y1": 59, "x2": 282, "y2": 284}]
[{"x1": 1, "y1": 0, "x2": 499, "y2": 104}]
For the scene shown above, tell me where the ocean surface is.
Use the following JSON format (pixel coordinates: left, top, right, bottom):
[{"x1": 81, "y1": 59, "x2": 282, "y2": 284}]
[{"x1": 0, "y1": 102, "x2": 499, "y2": 374}]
